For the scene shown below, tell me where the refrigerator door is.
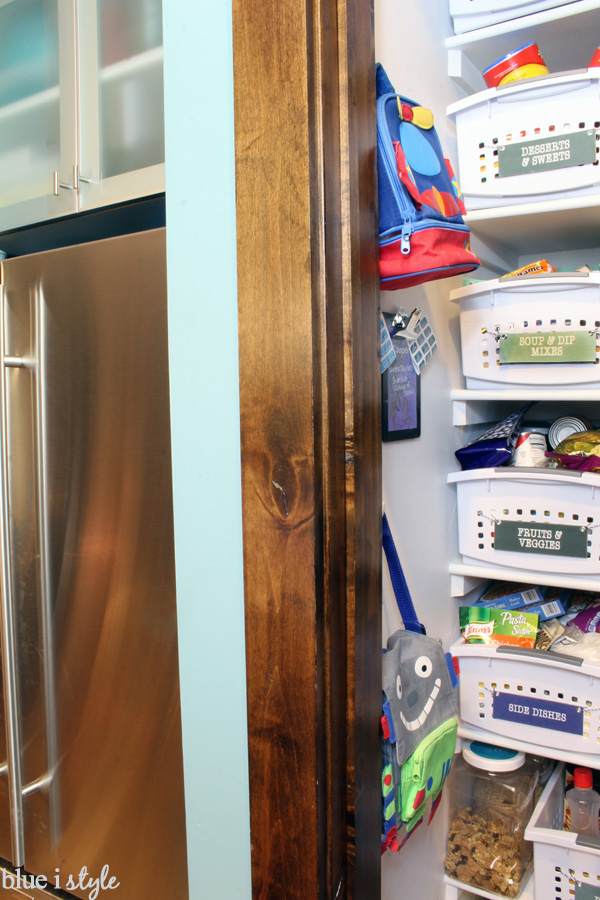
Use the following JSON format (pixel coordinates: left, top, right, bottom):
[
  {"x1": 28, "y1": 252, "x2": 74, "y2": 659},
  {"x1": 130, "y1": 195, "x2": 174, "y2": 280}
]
[{"x1": 0, "y1": 229, "x2": 188, "y2": 899}]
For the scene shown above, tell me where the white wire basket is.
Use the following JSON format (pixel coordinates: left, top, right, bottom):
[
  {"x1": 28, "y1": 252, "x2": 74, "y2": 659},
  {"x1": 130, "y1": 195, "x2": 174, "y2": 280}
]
[
  {"x1": 453, "y1": 639, "x2": 600, "y2": 756},
  {"x1": 447, "y1": 467, "x2": 600, "y2": 575},
  {"x1": 525, "y1": 762, "x2": 600, "y2": 899},
  {"x1": 449, "y1": 0, "x2": 580, "y2": 34},
  {"x1": 446, "y1": 72, "x2": 600, "y2": 210},
  {"x1": 451, "y1": 272, "x2": 600, "y2": 389}
]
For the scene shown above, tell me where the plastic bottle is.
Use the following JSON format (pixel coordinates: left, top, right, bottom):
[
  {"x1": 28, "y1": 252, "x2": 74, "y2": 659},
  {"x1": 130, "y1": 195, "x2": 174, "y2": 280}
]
[{"x1": 565, "y1": 767, "x2": 600, "y2": 838}]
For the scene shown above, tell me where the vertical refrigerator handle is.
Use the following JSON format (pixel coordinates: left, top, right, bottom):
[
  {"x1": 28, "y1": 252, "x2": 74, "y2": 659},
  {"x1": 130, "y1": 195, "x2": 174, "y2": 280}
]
[
  {"x1": 33, "y1": 289, "x2": 59, "y2": 828},
  {"x1": 0, "y1": 285, "x2": 25, "y2": 867}
]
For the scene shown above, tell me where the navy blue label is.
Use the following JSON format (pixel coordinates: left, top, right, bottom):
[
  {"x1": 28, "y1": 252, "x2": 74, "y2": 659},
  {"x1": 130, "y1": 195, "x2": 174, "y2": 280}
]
[{"x1": 492, "y1": 692, "x2": 583, "y2": 735}]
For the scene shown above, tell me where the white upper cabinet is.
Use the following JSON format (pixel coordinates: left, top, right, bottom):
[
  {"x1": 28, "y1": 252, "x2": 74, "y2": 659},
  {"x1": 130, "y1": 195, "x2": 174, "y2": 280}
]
[
  {"x1": 0, "y1": 0, "x2": 164, "y2": 233},
  {"x1": 78, "y1": 0, "x2": 164, "y2": 212},
  {"x1": 0, "y1": 0, "x2": 77, "y2": 230}
]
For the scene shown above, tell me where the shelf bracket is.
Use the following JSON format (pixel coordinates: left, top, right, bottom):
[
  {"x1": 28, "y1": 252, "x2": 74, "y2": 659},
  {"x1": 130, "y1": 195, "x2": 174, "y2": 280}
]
[
  {"x1": 447, "y1": 49, "x2": 485, "y2": 95},
  {"x1": 450, "y1": 572, "x2": 486, "y2": 598}
]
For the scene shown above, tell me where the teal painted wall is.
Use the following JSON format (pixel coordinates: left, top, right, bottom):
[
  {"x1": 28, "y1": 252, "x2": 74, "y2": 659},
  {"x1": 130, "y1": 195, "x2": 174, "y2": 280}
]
[{"x1": 162, "y1": 4, "x2": 252, "y2": 899}]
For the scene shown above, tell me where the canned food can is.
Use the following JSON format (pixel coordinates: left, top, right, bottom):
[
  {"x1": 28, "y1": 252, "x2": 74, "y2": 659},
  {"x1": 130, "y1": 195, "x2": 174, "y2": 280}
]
[
  {"x1": 509, "y1": 432, "x2": 548, "y2": 467},
  {"x1": 483, "y1": 42, "x2": 548, "y2": 89},
  {"x1": 548, "y1": 416, "x2": 593, "y2": 449}
]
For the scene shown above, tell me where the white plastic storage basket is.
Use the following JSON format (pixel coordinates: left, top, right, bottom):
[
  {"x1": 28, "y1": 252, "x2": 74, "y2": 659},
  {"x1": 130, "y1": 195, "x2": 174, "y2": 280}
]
[
  {"x1": 451, "y1": 271, "x2": 600, "y2": 389},
  {"x1": 452, "y1": 640, "x2": 600, "y2": 757},
  {"x1": 449, "y1": 0, "x2": 579, "y2": 34},
  {"x1": 525, "y1": 763, "x2": 600, "y2": 900},
  {"x1": 447, "y1": 467, "x2": 600, "y2": 575},
  {"x1": 446, "y1": 72, "x2": 600, "y2": 210}
]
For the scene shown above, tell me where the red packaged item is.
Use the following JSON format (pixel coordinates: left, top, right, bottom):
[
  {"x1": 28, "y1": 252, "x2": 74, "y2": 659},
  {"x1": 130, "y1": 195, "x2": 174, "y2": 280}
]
[{"x1": 483, "y1": 42, "x2": 548, "y2": 89}]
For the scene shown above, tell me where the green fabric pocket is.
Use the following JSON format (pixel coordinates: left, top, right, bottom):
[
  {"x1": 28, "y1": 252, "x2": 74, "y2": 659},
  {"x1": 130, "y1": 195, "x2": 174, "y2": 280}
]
[{"x1": 399, "y1": 716, "x2": 458, "y2": 827}]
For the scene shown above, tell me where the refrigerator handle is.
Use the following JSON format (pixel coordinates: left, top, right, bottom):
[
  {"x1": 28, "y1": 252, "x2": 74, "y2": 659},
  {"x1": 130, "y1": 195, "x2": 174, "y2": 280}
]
[
  {"x1": 0, "y1": 286, "x2": 25, "y2": 868},
  {"x1": 32, "y1": 288, "x2": 59, "y2": 820}
]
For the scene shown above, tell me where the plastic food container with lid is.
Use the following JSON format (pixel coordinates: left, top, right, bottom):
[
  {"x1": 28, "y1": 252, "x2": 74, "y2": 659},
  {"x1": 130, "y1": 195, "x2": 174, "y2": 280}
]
[
  {"x1": 483, "y1": 43, "x2": 548, "y2": 89},
  {"x1": 445, "y1": 740, "x2": 538, "y2": 898}
]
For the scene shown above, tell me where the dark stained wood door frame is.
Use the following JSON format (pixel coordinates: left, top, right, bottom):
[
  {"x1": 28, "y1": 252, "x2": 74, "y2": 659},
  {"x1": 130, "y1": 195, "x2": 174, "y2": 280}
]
[{"x1": 233, "y1": 1, "x2": 382, "y2": 897}]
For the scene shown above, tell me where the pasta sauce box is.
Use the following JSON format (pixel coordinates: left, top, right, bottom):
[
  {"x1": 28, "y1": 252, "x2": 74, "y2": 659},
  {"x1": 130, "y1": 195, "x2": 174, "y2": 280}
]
[{"x1": 460, "y1": 606, "x2": 539, "y2": 648}]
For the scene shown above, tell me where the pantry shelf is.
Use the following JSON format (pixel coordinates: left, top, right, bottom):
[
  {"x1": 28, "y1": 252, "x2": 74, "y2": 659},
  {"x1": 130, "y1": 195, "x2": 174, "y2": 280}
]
[
  {"x1": 449, "y1": 561, "x2": 600, "y2": 596},
  {"x1": 451, "y1": 389, "x2": 600, "y2": 426},
  {"x1": 445, "y1": 0, "x2": 600, "y2": 93},
  {"x1": 444, "y1": 870, "x2": 534, "y2": 900},
  {"x1": 463, "y1": 196, "x2": 600, "y2": 256},
  {"x1": 457, "y1": 721, "x2": 600, "y2": 769}
]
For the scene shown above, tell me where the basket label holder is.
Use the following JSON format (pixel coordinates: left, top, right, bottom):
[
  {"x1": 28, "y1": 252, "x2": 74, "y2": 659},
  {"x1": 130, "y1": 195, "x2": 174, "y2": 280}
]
[
  {"x1": 494, "y1": 520, "x2": 589, "y2": 559},
  {"x1": 492, "y1": 690, "x2": 584, "y2": 735},
  {"x1": 574, "y1": 880, "x2": 600, "y2": 900},
  {"x1": 496, "y1": 330, "x2": 598, "y2": 365},
  {"x1": 497, "y1": 130, "x2": 597, "y2": 178}
]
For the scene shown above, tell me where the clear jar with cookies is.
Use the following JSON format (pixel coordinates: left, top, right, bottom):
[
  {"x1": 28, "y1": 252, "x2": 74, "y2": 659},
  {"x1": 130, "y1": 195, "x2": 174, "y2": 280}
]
[{"x1": 445, "y1": 741, "x2": 538, "y2": 898}]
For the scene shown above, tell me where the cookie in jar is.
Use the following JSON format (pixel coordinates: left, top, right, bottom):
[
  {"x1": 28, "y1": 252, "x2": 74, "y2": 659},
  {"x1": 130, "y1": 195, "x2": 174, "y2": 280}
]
[{"x1": 445, "y1": 741, "x2": 538, "y2": 898}]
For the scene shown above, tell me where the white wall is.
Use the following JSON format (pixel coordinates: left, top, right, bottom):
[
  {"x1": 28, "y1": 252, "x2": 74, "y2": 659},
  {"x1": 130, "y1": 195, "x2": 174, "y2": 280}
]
[{"x1": 375, "y1": 2, "x2": 477, "y2": 898}]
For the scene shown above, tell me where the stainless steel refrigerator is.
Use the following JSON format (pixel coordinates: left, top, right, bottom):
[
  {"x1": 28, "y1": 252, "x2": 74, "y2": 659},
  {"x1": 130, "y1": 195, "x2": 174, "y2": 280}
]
[{"x1": 0, "y1": 228, "x2": 188, "y2": 899}]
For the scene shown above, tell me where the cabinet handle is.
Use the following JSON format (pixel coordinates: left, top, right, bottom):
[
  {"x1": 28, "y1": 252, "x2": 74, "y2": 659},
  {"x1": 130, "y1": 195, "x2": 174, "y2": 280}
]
[
  {"x1": 53, "y1": 171, "x2": 74, "y2": 196},
  {"x1": 54, "y1": 168, "x2": 93, "y2": 196},
  {"x1": 74, "y1": 166, "x2": 92, "y2": 189}
]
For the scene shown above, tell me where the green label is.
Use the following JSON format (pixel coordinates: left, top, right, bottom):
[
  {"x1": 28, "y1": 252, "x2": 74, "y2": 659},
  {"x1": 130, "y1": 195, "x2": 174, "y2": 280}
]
[
  {"x1": 460, "y1": 606, "x2": 538, "y2": 647},
  {"x1": 499, "y1": 331, "x2": 597, "y2": 364},
  {"x1": 497, "y1": 130, "x2": 596, "y2": 178},
  {"x1": 575, "y1": 883, "x2": 600, "y2": 900},
  {"x1": 494, "y1": 521, "x2": 588, "y2": 558}
]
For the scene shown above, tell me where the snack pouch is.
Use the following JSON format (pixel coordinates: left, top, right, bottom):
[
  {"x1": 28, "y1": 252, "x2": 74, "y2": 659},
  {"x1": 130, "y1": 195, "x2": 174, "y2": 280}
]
[
  {"x1": 545, "y1": 430, "x2": 600, "y2": 472},
  {"x1": 569, "y1": 602, "x2": 600, "y2": 633},
  {"x1": 455, "y1": 404, "x2": 533, "y2": 471}
]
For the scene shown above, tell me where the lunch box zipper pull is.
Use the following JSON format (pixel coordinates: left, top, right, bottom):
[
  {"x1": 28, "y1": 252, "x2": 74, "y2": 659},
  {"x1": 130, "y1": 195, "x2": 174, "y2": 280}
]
[{"x1": 401, "y1": 218, "x2": 411, "y2": 255}]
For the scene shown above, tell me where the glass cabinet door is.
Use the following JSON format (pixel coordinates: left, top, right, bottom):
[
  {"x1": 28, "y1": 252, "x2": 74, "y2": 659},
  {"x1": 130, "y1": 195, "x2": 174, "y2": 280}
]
[
  {"x1": 78, "y1": 0, "x2": 165, "y2": 211},
  {"x1": 0, "y1": 0, "x2": 77, "y2": 231}
]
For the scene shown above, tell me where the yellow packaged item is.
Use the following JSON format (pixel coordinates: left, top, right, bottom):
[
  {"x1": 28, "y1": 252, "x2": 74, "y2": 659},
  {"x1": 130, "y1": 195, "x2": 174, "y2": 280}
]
[{"x1": 504, "y1": 260, "x2": 556, "y2": 278}]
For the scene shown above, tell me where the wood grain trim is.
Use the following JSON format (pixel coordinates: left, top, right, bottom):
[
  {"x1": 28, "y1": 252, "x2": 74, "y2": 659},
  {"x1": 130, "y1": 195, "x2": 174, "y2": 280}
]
[
  {"x1": 337, "y1": 2, "x2": 382, "y2": 897},
  {"x1": 232, "y1": 0, "x2": 381, "y2": 897}
]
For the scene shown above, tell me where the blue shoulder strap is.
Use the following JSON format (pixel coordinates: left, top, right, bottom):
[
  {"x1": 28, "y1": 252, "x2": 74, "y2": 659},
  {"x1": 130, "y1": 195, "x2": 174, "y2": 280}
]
[
  {"x1": 375, "y1": 62, "x2": 395, "y2": 98},
  {"x1": 382, "y1": 513, "x2": 425, "y2": 635},
  {"x1": 375, "y1": 62, "x2": 419, "y2": 108}
]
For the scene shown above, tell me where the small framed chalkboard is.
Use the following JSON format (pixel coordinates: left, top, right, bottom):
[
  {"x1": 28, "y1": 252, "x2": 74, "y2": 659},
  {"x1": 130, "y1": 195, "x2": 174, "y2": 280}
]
[{"x1": 382, "y1": 313, "x2": 421, "y2": 442}]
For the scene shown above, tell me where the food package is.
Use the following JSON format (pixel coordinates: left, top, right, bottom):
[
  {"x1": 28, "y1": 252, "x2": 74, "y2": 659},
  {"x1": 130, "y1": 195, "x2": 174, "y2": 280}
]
[
  {"x1": 568, "y1": 602, "x2": 600, "y2": 633},
  {"x1": 474, "y1": 581, "x2": 548, "y2": 611},
  {"x1": 551, "y1": 625, "x2": 600, "y2": 663},
  {"x1": 536, "y1": 618, "x2": 565, "y2": 651},
  {"x1": 460, "y1": 607, "x2": 539, "y2": 648},
  {"x1": 545, "y1": 429, "x2": 600, "y2": 472},
  {"x1": 503, "y1": 259, "x2": 556, "y2": 278},
  {"x1": 482, "y1": 42, "x2": 548, "y2": 89},
  {"x1": 455, "y1": 404, "x2": 533, "y2": 471},
  {"x1": 509, "y1": 431, "x2": 549, "y2": 468},
  {"x1": 474, "y1": 583, "x2": 572, "y2": 623}
]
